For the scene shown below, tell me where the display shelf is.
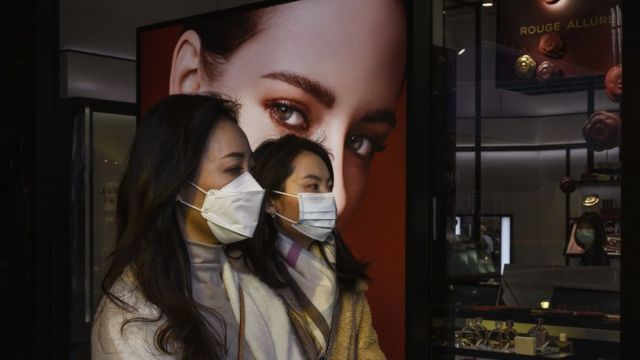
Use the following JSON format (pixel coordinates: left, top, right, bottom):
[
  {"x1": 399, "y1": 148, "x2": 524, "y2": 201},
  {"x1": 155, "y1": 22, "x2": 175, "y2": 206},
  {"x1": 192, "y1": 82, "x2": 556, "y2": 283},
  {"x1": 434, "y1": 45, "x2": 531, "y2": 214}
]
[
  {"x1": 434, "y1": 345, "x2": 578, "y2": 360},
  {"x1": 498, "y1": 75, "x2": 605, "y2": 96},
  {"x1": 450, "y1": 307, "x2": 620, "y2": 359},
  {"x1": 564, "y1": 252, "x2": 620, "y2": 258},
  {"x1": 456, "y1": 307, "x2": 620, "y2": 331},
  {"x1": 574, "y1": 180, "x2": 620, "y2": 185}
]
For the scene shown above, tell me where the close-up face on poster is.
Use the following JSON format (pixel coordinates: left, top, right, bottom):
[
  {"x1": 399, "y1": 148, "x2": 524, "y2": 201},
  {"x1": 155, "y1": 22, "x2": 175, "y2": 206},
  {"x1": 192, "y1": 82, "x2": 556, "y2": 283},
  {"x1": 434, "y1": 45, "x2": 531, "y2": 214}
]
[{"x1": 138, "y1": 0, "x2": 408, "y2": 356}]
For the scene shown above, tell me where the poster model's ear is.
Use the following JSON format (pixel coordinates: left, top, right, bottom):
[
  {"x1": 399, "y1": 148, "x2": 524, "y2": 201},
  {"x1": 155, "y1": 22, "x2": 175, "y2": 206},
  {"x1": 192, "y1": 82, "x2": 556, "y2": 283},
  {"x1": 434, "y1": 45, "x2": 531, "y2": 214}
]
[{"x1": 169, "y1": 30, "x2": 204, "y2": 94}]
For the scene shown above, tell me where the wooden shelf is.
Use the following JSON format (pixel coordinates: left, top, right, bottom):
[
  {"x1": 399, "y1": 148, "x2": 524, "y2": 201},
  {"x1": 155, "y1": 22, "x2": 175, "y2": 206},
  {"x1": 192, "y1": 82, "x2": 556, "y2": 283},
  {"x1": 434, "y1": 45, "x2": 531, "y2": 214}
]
[
  {"x1": 575, "y1": 180, "x2": 620, "y2": 186},
  {"x1": 434, "y1": 345, "x2": 579, "y2": 359}
]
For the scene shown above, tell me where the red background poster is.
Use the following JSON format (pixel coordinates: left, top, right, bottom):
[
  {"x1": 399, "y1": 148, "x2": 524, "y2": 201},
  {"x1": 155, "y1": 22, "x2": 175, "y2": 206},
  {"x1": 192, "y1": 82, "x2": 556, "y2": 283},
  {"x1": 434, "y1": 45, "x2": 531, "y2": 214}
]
[{"x1": 139, "y1": 2, "x2": 407, "y2": 357}]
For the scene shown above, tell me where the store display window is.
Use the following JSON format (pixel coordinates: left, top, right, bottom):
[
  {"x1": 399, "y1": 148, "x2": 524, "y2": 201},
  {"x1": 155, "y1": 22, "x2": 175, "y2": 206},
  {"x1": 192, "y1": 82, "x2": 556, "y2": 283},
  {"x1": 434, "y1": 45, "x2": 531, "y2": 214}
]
[{"x1": 422, "y1": 0, "x2": 623, "y2": 358}]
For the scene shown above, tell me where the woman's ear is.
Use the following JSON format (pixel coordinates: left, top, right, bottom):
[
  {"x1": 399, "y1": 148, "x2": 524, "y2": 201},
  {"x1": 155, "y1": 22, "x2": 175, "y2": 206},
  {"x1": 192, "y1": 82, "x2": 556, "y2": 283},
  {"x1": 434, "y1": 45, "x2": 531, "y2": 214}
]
[
  {"x1": 265, "y1": 206, "x2": 276, "y2": 215},
  {"x1": 169, "y1": 30, "x2": 204, "y2": 94}
]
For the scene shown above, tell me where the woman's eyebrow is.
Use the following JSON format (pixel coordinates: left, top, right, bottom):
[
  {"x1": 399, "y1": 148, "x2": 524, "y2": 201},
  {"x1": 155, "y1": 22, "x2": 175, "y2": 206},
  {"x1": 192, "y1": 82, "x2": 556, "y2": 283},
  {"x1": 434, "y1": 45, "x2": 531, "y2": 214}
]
[
  {"x1": 222, "y1": 151, "x2": 247, "y2": 160},
  {"x1": 301, "y1": 174, "x2": 323, "y2": 182},
  {"x1": 262, "y1": 71, "x2": 335, "y2": 108}
]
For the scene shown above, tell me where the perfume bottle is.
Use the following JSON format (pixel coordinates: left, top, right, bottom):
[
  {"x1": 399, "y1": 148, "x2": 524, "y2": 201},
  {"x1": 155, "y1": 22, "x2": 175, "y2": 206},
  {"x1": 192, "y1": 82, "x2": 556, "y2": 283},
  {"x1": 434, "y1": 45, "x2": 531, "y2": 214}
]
[
  {"x1": 504, "y1": 320, "x2": 518, "y2": 349},
  {"x1": 527, "y1": 318, "x2": 550, "y2": 349},
  {"x1": 473, "y1": 318, "x2": 489, "y2": 346},
  {"x1": 460, "y1": 319, "x2": 482, "y2": 348},
  {"x1": 556, "y1": 332, "x2": 573, "y2": 353},
  {"x1": 454, "y1": 330, "x2": 463, "y2": 348},
  {"x1": 488, "y1": 321, "x2": 509, "y2": 350}
]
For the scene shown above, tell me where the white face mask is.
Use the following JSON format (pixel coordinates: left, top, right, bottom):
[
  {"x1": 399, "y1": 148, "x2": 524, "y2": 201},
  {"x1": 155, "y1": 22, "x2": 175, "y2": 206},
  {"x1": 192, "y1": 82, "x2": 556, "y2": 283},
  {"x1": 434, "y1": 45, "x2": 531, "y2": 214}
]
[
  {"x1": 178, "y1": 172, "x2": 265, "y2": 244},
  {"x1": 271, "y1": 190, "x2": 337, "y2": 242}
]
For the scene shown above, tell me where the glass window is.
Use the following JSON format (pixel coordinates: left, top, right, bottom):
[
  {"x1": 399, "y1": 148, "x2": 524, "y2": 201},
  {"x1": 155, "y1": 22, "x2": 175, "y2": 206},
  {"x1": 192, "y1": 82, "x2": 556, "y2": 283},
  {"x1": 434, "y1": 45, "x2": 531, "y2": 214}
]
[{"x1": 431, "y1": 1, "x2": 621, "y2": 358}]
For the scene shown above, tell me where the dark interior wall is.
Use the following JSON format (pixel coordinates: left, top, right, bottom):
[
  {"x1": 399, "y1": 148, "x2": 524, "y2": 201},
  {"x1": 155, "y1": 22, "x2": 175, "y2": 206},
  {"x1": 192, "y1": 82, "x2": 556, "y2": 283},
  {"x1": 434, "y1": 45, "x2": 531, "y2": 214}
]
[
  {"x1": 2, "y1": 1, "x2": 34, "y2": 356},
  {"x1": 2, "y1": 0, "x2": 65, "y2": 358},
  {"x1": 621, "y1": 1, "x2": 640, "y2": 357}
]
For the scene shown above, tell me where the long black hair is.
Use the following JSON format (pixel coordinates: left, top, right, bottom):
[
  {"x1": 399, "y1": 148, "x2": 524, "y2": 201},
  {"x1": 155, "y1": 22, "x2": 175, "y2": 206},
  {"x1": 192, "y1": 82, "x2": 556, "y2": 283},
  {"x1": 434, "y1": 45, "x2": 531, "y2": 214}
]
[
  {"x1": 228, "y1": 134, "x2": 369, "y2": 291},
  {"x1": 101, "y1": 94, "x2": 239, "y2": 359}
]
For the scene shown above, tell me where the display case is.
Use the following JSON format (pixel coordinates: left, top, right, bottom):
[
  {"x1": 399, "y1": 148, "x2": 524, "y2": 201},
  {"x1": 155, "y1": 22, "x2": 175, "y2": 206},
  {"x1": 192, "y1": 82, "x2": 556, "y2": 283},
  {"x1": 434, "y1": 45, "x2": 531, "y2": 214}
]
[
  {"x1": 421, "y1": 0, "x2": 624, "y2": 358},
  {"x1": 65, "y1": 98, "x2": 136, "y2": 358}
]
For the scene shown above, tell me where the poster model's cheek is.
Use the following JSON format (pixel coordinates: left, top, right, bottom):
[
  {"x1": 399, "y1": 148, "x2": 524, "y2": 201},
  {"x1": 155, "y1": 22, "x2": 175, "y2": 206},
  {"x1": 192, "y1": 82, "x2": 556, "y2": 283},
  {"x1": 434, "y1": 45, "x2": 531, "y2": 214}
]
[
  {"x1": 339, "y1": 150, "x2": 371, "y2": 228},
  {"x1": 229, "y1": 93, "x2": 283, "y2": 150},
  {"x1": 317, "y1": 122, "x2": 367, "y2": 229}
]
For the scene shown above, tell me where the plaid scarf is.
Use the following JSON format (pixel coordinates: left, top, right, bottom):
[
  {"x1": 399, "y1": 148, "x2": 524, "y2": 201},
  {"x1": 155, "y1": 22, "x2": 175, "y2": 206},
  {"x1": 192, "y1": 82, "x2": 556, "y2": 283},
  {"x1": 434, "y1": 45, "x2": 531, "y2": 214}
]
[{"x1": 274, "y1": 233, "x2": 339, "y2": 360}]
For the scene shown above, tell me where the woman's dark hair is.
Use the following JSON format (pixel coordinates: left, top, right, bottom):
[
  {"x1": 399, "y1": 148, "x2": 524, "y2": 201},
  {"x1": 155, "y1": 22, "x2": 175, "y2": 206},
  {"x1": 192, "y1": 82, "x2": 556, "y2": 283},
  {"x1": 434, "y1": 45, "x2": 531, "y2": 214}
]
[
  {"x1": 228, "y1": 134, "x2": 369, "y2": 291},
  {"x1": 101, "y1": 94, "x2": 240, "y2": 359},
  {"x1": 576, "y1": 211, "x2": 610, "y2": 266},
  {"x1": 183, "y1": 1, "x2": 406, "y2": 85},
  {"x1": 183, "y1": 8, "x2": 269, "y2": 81}
]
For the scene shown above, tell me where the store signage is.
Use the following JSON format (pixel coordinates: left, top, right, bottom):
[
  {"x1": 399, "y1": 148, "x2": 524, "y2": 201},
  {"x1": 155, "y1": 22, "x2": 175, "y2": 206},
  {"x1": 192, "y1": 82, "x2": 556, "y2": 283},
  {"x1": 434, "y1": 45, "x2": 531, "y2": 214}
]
[
  {"x1": 519, "y1": 15, "x2": 612, "y2": 35},
  {"x1": 497, "y1": 0, "x2": 621, "y2": 86}
]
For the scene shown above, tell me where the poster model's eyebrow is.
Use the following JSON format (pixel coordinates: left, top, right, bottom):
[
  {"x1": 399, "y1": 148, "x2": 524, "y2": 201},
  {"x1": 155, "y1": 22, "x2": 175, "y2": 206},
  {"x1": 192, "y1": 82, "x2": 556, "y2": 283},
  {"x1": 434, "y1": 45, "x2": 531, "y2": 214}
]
[
  {"x1": 359, "y1": 109, "x2": 397, "y2": 128},
  {"x1": 262, "y1": 71, "x2": 336, "y2": 108}
]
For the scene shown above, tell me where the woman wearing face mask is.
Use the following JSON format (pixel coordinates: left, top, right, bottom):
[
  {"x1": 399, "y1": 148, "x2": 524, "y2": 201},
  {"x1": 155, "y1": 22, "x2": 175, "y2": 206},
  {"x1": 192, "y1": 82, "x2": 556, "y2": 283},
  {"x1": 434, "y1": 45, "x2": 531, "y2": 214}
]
[
  {"x1": 92, "y1": 94, "x2": 304, "y2": 359},
  {"x1": 232, "y1": 134, "x2": 384, "y2": 359},
  {"x1": 575, "y1": 212, "x2": 610, "y2": 266}
]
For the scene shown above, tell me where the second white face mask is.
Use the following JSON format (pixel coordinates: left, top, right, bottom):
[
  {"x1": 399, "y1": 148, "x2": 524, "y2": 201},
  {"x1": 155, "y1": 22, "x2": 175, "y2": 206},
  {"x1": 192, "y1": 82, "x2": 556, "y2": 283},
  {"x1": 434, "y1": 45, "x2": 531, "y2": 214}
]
[
  {"x1": 178, "y1": 172, "x2": 265, "y2": 244},
  {"x1": 272, "y1": 190, "x2": 337, "y2": 242}
]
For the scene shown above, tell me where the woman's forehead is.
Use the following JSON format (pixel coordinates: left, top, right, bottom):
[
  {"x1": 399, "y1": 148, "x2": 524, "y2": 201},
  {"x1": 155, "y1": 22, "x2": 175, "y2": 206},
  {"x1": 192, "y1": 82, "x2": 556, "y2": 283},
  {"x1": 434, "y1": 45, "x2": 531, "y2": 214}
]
[
  {"x1": 290, "y1": 152, "x2": 331, "y2": 180},
  {"x1": 206, "y1": 121, "x2": 250, "y2": 158}
]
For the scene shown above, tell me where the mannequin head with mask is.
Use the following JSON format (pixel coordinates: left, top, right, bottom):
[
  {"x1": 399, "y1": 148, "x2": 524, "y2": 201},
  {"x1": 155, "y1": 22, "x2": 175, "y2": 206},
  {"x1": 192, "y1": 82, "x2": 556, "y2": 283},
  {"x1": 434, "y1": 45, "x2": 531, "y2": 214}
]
[
  {"x1": 575, "y1": 211, "x2": 610, "y2": 266},
  {"x1": 231, "y1": 135, "x2": 368, "y2": 291},
  {"x1": 102, "y1": 94, "x2": 260, "y2": 359},
  {"x1": 575, "y1": 211, "x2": 606, "y2": 250}
]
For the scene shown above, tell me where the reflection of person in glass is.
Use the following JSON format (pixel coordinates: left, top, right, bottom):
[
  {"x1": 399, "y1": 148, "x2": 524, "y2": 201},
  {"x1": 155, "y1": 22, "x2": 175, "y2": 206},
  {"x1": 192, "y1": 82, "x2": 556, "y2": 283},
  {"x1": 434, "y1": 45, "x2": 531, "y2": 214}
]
[
  {"x1": 480, "y1": 224, "x2": 498, "y2": 268},
  {"x1": 480, "y1": 225, "x2": 494, "y2": 253},
  {"x1": 575, "y1": 212, "x2": 610, "y2": 266},
  {"x1": 169, "y1": 0, "x2": 406, "y2": 228}
]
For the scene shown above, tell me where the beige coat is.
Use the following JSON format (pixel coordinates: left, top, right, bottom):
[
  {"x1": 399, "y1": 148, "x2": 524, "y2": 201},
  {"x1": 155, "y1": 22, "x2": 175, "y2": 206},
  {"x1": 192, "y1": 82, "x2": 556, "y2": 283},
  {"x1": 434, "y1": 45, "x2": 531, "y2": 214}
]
[{"x1": 327, "y1": 282, "x2": 386, "y2": 360}]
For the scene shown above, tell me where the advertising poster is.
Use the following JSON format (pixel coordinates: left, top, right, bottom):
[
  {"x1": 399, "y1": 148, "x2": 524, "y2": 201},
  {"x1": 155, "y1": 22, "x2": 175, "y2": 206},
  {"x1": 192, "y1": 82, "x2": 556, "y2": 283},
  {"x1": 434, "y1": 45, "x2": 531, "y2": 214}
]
[{"x1": 138, "y1": 0, "x2": 407, "y2": 357}]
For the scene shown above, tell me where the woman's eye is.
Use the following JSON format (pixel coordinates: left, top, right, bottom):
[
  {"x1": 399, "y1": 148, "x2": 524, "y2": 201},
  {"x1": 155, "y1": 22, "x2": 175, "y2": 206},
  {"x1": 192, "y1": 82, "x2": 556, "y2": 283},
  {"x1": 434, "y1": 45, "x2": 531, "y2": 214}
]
[
  {"x1": 347, "y1": 134, "x2": 384, "y2": 161},
  {"x1": 226, "y1": 166, "x2": 243, "y2": 175},
  {"x1": 266, "y1": 100, "x2": 309, "y2": 130}
]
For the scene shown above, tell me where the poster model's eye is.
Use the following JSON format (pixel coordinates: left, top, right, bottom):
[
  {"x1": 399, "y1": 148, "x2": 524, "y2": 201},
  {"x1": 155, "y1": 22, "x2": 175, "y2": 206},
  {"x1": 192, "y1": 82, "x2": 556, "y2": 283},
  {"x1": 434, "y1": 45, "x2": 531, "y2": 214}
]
[
  {"x1": 347, "y1": 133, "x2": 385, "y2": 161},
  {"x1": 265, "y1": 99, "x2": 309, "y2": 131}
]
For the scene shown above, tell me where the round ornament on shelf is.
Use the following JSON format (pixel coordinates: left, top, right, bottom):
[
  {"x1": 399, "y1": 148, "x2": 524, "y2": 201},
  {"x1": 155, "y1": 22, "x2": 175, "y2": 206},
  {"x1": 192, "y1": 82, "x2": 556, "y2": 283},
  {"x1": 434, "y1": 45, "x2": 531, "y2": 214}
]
[
  {"x1": 538, "y1": 32, "x2": 566, "y2": 59},
  {"x1": 582, "y1": 111, "x2": 621, "y2": 151},
  {"x1": 604, "y1": 64, "x2": 622, "y2": 102},
  {"x1": 582, "y1": 194, "x2": 600, "y2": 207},
  {"x1": 559, "y1": 176, "x2": 576, "y2": 194},
  {"x1": 515, "y1": 55, "x2": 536, "y2": 79},
  {"x1": 536, "y1": 61, "x2": 561, "y2": 82}
]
